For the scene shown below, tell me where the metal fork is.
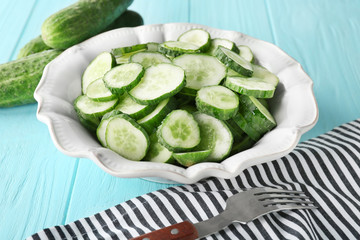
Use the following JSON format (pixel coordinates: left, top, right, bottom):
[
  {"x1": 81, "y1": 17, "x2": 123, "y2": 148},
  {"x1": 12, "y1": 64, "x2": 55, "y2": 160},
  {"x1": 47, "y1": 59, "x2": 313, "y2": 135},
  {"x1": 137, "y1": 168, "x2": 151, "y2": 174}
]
[{"x1": 131, "y1": 187, "x2": 317, "y2": 240}]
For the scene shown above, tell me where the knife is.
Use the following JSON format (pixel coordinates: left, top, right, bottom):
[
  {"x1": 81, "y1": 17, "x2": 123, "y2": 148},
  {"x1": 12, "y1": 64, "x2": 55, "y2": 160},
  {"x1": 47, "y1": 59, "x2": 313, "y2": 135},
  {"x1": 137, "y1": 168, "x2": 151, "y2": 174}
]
[{"x1": 130, "y1": 212, "x2": 233, "y2": 240}]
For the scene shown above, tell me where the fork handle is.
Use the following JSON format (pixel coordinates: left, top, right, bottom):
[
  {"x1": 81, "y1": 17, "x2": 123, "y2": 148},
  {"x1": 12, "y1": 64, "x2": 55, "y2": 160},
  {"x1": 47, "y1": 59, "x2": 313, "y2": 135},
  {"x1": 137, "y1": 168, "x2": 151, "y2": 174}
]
[{"x1": 130, "y1": 221, "x2": 198, "y2": 240}]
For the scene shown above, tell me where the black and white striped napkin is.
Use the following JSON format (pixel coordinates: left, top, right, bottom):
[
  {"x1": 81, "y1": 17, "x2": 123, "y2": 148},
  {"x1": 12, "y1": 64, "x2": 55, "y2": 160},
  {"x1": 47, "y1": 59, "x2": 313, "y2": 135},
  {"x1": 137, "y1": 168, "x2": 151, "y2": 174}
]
[{"x1": 28, "y1": 119, "x2": 360, "y2": 240}]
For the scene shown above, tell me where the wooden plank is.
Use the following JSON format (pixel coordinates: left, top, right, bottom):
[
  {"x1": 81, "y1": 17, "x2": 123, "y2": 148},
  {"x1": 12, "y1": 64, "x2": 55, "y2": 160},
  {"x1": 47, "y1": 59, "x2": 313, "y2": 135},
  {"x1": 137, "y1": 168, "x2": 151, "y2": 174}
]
[
  {"x1": 0, "y1": 0, "x2": 77, "y2": 239},
  {"x1": 0, "y1": 0, "x2": 36, "y2": 63},
  {"x1": 65, "y1": 0, "x2": 188, "y2": 224},
  {"x1": 65, "y1": 160, "x2": 179, "y2": 223},
  {"x1": 189, "y1": 0, "x2": 274, "y2": 43},
  {"x1": 1, "y1": 0, "x2": 359, "y2": 239},
  {"x1": 0, "y1": 105, "x2": 78, "y2": 239},
  {"x1": 264, "y1": 0, "x2": 360, "y2": 141},
  {"x1": 128, "y1": 0, "x2": 190, "y2": 25}
]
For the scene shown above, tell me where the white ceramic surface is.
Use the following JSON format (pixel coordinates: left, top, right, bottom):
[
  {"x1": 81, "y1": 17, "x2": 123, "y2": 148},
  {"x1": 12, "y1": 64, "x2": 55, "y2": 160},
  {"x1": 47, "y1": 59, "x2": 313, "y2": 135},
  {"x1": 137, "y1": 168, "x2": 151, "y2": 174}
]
[{"x1": 35, "y1": 23, "x2": 318, "y2": 184}]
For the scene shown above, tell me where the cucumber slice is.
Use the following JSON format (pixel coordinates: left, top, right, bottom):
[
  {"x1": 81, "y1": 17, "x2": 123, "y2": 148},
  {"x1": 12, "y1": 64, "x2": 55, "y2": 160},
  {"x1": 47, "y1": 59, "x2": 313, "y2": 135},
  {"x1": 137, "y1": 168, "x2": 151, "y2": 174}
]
[
  {"x1": 177, "y1": 28, "x2": 211, "y2": 52},
  {"x1": 179, "y1": 87, "x2": 197, "y2": 97},
  {"x1": 129, "y1": 63, "x2": 185, "y2": 105},
  {"x1": 238, "y1": 95, "x2": 277, "y2": 132},
  {"x1": 103, "y1": 63, "x2": 144, "y2": 95},
  {"x1": 225, "y1": 64, "x2": 279, "y2": 98},
  {"x1": 137, "y1": 97, "x2": 177, "y2": 134},
  {"x1": 232, "y1": 112, "x2": 263, "y2": 141},
  {"x1": 115, "y1": 49, "x2": 146, "y2": 65},
  {"x1": 86, "y1": 78, "x2": 117, "y2": 102},
  {"x1": 258, "y1": 98, "x2": 269, "y2": 110},
  {"x1": 174, "y1": 94, "x2": 195, "y2": 108},
  {"x1": 96, "y1": 110, "x2": 121, "y2": 147},
  {"x1": 157, "y1": 110, "x2": 201, "y2": 152},
  {"x1": 179, "y1": 104, "x2": 197, "y2": 114},
  {"x1": 172, "y1": 54, "x2": 226, "y2": 91},
  {"x1": 225, "y1": 118, "x2": 245, "y2": 142},
  {"x1": 130, "y1": 51, "x2": 171, "y2": 68},
  {"x1": 237, "y1": 45, "x2": 255, "y2": 63},
  {"x1": 158, "y1": 41, "x2": 201, "y2": 57},
  {"x1": 207, "y1": 38, "x2": 239, "y2": 56},
  {"x1": 230, "y1": 64, "x2": 278, "y2": 87},
  {"x1": 97, "y1": 118, "x2": 112, "y2": 147},
  {"x1": 215, "y1": 46, "x2": 253, "y2": 77},
  {"x1": 173, "y1": 149, "x2": 212, "y2": 167},
  {"x1": 225, "y1": 76, "x2": 276, "y2": 98},
  {"x1": 115, "y1": 93, "x2": 156, "y2": 120},
  {"x1": 77, "y1": 113, "x2": 100, "y2": 133},
  {"x1": 82, "y1": 52, "x2": 115, "y2": 94},
  {"x1": 145, "y1": 133, "x2": 174, "y2": 164},
  {"x1": 146, "y1": 42, "x2": 159, "y2": 51},
  {"x1": 111, "y1": 44, "x2": 148, "y2": 57},
  {"x1": 112, "y1": 44, "x2": 148, "y2": 65},
  {"x1": 226, "y1": 68, "x2": 240, "y2": 77},
  {"x1": 193, "y1": 112, "x2": 233, "y2": 162},
  {"x1": 252, "y1": 64, "x2": 279, "y2": 87},
  {"x1": 230, "y1": 136, "x2": 255, "y2": 155},
  {"x1": 74, "y1": 95, "x2": 118, "y2": 118},
  {"x1": 106, "y1": 114, "x2": 149, "y2": 161},
  {"x1": 232, "y1": 95, "x2": 276, "y2": 141},
  {"x1": 196, "y1": 85, "x2": 239, "y2": 120}
]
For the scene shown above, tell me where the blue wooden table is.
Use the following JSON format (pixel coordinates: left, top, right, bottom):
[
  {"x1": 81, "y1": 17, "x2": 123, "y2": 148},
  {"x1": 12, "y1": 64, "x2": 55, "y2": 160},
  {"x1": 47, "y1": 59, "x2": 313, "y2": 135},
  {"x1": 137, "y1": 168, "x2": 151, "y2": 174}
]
[{"x1": 0, "y1": 0, "x2": 359, "y2": 239}]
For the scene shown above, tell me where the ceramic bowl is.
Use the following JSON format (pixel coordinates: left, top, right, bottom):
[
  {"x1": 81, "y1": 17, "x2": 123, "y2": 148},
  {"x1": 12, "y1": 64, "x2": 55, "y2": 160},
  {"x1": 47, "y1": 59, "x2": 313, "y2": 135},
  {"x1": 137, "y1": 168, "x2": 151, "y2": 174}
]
[{"x1": 35, "y1": 23, "x2": 318, "y2": 184}]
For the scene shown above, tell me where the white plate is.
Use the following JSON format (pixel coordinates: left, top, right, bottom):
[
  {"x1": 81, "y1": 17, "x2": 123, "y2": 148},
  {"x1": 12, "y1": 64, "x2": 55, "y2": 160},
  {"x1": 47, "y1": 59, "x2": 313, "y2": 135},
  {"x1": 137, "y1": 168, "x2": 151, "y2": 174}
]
[{"x1": 35, "y1": 23, "x2": 318, "y2": 184}]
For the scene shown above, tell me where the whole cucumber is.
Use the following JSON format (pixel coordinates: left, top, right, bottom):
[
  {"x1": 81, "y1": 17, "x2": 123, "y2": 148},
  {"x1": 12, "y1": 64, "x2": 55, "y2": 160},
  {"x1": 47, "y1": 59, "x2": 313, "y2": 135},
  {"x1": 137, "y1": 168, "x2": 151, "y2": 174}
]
[
  {"x1": 104, "y1": 10, "x2": 144, "y2": 31},
  {"x1": 18, "y1": 10, "x2": 143, "y2": 59},
  {"x1": 0, "y1": 50, "x2": 62, "y2": 107},
  {"x1": 42, "y1": 0, "x2": 134, "y2": 49},
  {"x1": 17, "y1": 35, "x2": 51, "y2": 59}
]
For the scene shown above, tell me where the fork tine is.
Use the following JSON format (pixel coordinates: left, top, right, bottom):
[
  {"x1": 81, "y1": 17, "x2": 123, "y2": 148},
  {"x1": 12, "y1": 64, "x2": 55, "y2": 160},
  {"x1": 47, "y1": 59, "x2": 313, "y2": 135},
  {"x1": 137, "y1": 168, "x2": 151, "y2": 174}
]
[
  {"x1": 263, "y1": 199, "x2": 314, "y2": 206},
  {"x1": 262, "y1": 203, "x2": 318, "y2": 216},
  {"x1": 255, "y1": 187, "x2": 305, "y2": 195},
  {"x1": 258, "y1": 194, "x2": 310, "y2": 201},
  {"x1": 274, "y1": 203, "x2": 318, "y2": 210},
  {"x1": 249, "y1": 203, "x2": 317, "y2": 223}
]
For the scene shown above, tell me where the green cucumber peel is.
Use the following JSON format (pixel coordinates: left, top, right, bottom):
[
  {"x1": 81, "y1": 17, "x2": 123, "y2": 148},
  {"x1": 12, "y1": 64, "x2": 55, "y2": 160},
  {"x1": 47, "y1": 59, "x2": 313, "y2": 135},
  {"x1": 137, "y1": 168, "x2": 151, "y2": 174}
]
[{"x1": 215, "y1": 46, "x2": 253, "y2": 77}]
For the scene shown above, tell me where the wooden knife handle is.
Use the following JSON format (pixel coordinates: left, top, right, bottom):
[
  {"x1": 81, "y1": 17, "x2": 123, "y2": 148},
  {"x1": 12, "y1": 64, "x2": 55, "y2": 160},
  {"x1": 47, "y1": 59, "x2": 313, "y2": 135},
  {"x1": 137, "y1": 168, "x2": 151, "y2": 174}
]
[{"x1": 130, "y1": 221, "x2": 199, "y2": 240}]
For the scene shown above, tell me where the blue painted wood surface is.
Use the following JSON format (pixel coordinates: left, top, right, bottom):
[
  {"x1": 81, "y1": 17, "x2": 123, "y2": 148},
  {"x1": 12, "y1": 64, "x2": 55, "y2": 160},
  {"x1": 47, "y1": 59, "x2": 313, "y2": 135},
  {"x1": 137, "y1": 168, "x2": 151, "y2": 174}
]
[{"x1": 0, "y1": 0, "x2": 359, "y2": 239}]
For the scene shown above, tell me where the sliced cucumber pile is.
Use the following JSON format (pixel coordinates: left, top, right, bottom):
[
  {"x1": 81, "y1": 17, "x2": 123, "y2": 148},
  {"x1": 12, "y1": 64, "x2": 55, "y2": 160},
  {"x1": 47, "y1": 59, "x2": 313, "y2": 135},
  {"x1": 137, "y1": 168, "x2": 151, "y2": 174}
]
[{"x1": 74, "y1": 28, "x2": 280, "y2": 167}]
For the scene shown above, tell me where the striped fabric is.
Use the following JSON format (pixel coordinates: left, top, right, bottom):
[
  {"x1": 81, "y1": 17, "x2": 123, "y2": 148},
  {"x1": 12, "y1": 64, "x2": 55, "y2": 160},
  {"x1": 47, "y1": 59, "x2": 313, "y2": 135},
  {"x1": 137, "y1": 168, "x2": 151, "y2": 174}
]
[{"x1": 28, "y1": 119, "x2": 360, "y2": 240}]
